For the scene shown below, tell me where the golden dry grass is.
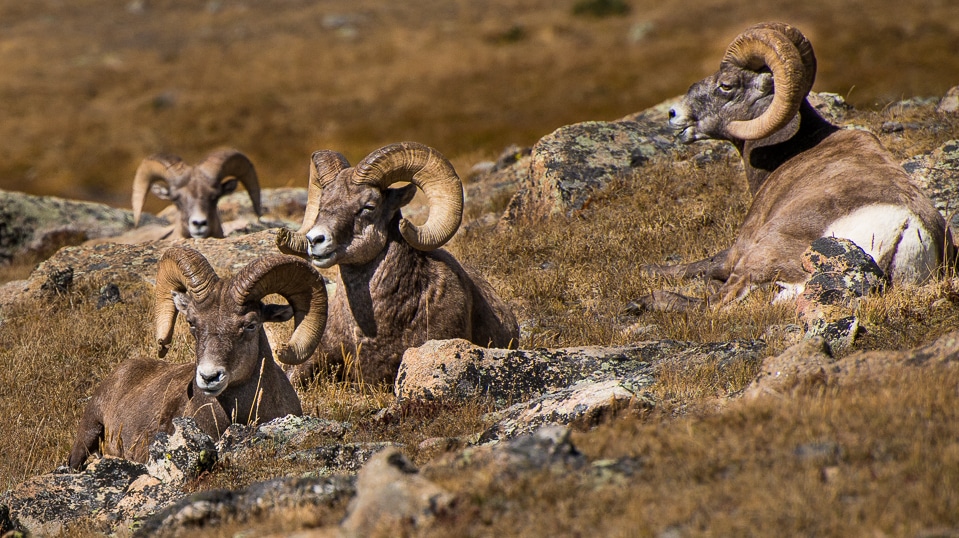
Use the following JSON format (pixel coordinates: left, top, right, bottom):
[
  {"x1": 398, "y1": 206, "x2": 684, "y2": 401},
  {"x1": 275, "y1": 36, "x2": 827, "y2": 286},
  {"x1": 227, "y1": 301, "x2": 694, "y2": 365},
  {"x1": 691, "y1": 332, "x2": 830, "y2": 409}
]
[
  {"x1": 2, "y1": 0, "x2": 959, "y2": 535},
  {"x1": 1, "y1": 0, "x2": 957, "y2": 210}
]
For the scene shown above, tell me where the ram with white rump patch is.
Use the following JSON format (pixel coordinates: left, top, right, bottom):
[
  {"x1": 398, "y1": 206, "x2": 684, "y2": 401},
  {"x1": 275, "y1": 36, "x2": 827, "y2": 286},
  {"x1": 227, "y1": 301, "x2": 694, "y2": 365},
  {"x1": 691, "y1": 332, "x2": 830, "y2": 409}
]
[
  {"x1": 68, "y1": 247, "x2": 327, "y2": 468},
  {"x1": 276, "y1": 141, "x2": 519, "y2": 386},
  {"x1": 629, "y1": 22, "x2": 952, "y2": 313}
]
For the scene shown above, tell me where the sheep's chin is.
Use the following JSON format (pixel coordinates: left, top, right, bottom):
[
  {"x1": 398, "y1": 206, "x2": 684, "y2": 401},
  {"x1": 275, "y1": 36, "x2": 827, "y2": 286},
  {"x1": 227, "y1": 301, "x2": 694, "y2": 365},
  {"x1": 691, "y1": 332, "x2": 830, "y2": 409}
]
[{"x1": 310, "y1": 253, "x2": 336, "y2": 268}]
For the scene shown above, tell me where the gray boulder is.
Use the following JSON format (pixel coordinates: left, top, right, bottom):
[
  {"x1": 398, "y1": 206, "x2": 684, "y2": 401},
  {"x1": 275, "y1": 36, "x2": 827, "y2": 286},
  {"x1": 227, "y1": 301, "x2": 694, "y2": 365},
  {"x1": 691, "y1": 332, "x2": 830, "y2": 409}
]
[
  {"x1": 903, "y1": 139, "x2": 959, "y2": 230},
  {"x1": 397, "y1": 338, "x2": 765, "y2": 441},
  {"x1": 0, "y1": 189, "x2": 167, "y2": 265}
]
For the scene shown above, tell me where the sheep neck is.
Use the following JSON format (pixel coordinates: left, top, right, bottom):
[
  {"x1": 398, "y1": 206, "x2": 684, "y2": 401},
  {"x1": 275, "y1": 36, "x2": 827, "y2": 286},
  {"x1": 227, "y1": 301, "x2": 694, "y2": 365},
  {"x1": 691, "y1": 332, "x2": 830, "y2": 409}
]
[
  {"x1": 336, "y1": 229, "x2": 426, "y2": 338},
  {"x1": 740, "y1": 99, "x2": 839, "y2": 195},
  {"x1": 205, "y1": 334, "x2": 273, "y2": 427}
]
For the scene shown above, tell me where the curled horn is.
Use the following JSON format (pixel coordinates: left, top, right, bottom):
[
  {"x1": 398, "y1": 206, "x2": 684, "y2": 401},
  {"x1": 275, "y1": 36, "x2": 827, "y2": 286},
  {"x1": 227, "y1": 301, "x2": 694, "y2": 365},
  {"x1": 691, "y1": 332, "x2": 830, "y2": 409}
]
[
  {"x1": 352, "y1": 142, "x2": 464, "y2": 251},
  {"x1": 748, "y1": 22, "x2": 816, "y2": 98},
  {"x1": 721, "y1": 25, "x2": 806, "y2": 140},
  {"x1": 154, "y1": 247, "x2": 220, "y2": 358},
  {"x1": 196, "y1": 148, "x2": 263, "y2": 216},
  {"x1": 131, "y1": 154, "x2": 189, "y2": 228},
  {"x1": 275, "y1": 150, "x2": 350, "y2": 257},
  {"x1": 300, "y1": 150, "x2": 351, "y2": 234},
  {"x1": 229, "y1": 254, "x2": 328, "y2": 365}
]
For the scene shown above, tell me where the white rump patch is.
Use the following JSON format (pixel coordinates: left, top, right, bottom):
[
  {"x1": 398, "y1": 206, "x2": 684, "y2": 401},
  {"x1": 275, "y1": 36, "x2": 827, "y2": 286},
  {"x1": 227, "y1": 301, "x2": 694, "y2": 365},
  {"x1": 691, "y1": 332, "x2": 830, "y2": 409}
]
[{"x1": 823, "y1": 204, "x2": 938, "y2": 284}]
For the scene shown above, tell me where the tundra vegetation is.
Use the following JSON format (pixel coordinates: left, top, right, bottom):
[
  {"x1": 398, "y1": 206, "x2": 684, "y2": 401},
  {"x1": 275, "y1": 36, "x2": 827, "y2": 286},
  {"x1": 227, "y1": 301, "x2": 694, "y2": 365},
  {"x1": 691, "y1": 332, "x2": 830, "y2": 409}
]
[{"x1": 2, "y1": 0, "x2": 959, "y2": 536}]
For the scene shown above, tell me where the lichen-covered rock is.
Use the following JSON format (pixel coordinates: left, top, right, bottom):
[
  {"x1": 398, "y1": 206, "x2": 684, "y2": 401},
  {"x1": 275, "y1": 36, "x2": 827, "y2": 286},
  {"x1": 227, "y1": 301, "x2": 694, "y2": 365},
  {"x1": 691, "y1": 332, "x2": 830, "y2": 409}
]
[
  {"x1": 500, "y1": 119, "x2": 677, "y2": 222},
  {"x1": 0, "y1": 457, "x2": 147, "y2": 536},
  {"x1": 396, "y1": 338, "x2": 765, "y2": 406},
  {"x1": 479, "y1": 378, "x2": 656, "y2": 443},
  {"x1": 0, "y1": 229, "x2": 291, "y2": 312},
  {"x1": 147, "y1": 417, "x2": 218, "y2": 486},
  {"x1": 216, "y1": 415, "x2": 351, "y2": 457},
  {"x1": 340, "y1": 448, "x2": 454, "y2": 538},
  {"x1": 742, "y1": 337, "x2": 836, "y2": 400},
  {"x1": 902, "y1": 139, "x2": 959, "y2": 230},
  {"x1": 133, "y1": 474, "x2": 355, "y2": 537},
  {"x1": 796, "y1": 237, "x2": 886, "y2": 350},
  {"x1": 0, "y1": 188, "x2": 167, "y2": 265},
  {"x1": 497, "y1": 92, "x2": 844, "y2": 225},
  {"x1": 285, "y1": 442, "x2": 400, "y2": 476}
]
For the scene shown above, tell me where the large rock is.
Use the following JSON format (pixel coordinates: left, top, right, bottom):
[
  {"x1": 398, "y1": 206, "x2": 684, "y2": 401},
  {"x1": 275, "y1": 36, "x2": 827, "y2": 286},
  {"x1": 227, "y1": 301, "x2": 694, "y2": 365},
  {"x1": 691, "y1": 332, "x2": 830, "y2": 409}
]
[
  {"x1": 0, "y1": 189, "x2": 167, "y2": 265},
  {"x1": 499, "y1": 119, "x2": 678, "y2": 222},
  {"x1": 0, "y1": 457, "x2": 148, "y2": 536},
  {"x1": 340, "y1": 448, "x2": 455, "y2": 537},
  {"x1": 903, "y1": 139, "x2": 959, "y2": 230},
  {"x1": 397, "y1": 338, "x2": 765, "y2": 405},
  {"x1": 0, "y1": 228, "x2": 291, "y2": 312},
  {"x1": 497, "y1": 92, "x2": 850, "y2": 225},
  {"x1": 397, "y1": 338, "x2": 765, "y2": 441}
]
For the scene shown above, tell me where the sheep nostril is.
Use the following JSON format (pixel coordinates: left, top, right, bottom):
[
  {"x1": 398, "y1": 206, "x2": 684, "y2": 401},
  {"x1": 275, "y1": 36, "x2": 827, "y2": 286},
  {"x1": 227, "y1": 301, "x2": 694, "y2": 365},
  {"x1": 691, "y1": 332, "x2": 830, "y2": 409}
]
[
  {"x1": 200, "y1": 371, "x2": 223, "y2": 385},
  {"x1": 192, "y1": 219, "x2": 207, "y2": 227},
  {"x1": 311, "y1": 234, "x2": 326, "y2": 246}
]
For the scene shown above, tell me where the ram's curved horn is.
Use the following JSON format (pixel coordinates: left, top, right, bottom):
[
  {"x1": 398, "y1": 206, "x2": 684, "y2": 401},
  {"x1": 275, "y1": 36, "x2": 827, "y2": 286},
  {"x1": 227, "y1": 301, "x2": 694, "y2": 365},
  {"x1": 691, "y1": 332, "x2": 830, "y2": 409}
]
[
  {"x1": 131, "y1": 154, "x2": 189, "y2": 227},
  {"x1": 721, "y1": 26, "x2": 806, "y2": 140},
  {"x1": 274, "y1": 228, "x2": 311, "y2": 258},
  {"x1": 748, "y1": 22, "x2": 816, "y2": 98},
  {"x1": 196, "y1": 148, "x2": 262, "y2": 216},
  {"x1": 229, "y1": 254, "x2": 328, "y2": 365},
  {"x1": 154, "y1": 246, "x2": 219, "y2": 358},
  {"x1": 300, "y1": 150, "x2": 351, "y2": 234},
  {"x1": 351, "y1": 142, "x2": 464, "y2": 250}
]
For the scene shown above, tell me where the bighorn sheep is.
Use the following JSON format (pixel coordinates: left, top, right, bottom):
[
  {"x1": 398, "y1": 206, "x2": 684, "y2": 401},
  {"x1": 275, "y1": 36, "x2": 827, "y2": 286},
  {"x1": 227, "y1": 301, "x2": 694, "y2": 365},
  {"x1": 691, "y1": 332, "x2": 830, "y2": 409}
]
[
  {"x1": 132, "y1": 148, "x2": 262, "y2": 239},
  {"x1": 275, "y1": 142, "x2": 519, "y2": 386},
  {"x1": 629, "y1": 22, "x2": 952, "y2": 312},
  {"x1": 68, "y1": 247, "x2": 327, "y2": 468}
]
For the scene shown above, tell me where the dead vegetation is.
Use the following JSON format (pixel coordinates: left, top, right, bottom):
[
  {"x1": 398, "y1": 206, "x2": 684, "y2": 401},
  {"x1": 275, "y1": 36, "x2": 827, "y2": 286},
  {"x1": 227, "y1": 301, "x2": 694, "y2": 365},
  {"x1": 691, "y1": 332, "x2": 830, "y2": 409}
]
[{"x1": 2, "y1": 0, "x2": 959, "y2": 535}]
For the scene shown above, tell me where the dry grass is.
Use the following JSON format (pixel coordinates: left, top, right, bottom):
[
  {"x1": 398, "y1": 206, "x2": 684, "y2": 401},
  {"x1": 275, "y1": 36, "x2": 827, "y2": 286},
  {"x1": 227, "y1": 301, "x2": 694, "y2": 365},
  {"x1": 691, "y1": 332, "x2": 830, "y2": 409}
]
[
  {"x1": 1, "y1": 0, "x2": 957, "y2": 211},
  {"x1": 3, "y1": 0, "x2": 959, "y2": 535}
]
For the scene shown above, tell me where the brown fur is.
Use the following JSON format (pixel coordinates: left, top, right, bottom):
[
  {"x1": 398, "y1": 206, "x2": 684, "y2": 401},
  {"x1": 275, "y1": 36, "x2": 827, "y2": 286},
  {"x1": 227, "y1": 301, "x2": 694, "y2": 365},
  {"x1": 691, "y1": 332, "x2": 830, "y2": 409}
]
[
  {"x1": 68, "y1": 280, "x2": 302, "y2": 469},
  {"x1": 631, "y1": 27, "x2": 951, "y2": 312}
]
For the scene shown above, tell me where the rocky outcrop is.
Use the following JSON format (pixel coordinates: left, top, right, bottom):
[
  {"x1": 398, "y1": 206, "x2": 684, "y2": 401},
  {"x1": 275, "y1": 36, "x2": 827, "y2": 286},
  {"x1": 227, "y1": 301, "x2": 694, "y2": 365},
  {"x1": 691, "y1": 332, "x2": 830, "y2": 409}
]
[
  {"x1": 796, "y1": 237, "x2": 887, "y2": 350},
  {"x1": 0, "y1": 189, "x2": 167, "y2": 265},
  {"x1": 397, "y1": 338, "x2": 766, "y2": 441},
  {"x1": 903, "y1": 139, "x2": 959, "y2": 230},
  {"x1": 497, "y1": 92, "x2": 852, "y2": 224}
]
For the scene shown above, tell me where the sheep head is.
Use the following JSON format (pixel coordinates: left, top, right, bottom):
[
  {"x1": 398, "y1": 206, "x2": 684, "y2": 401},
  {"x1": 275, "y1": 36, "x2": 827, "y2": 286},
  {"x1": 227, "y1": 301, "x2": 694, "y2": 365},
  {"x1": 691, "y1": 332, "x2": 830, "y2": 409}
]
[
  {"x1": 275, "y1": 142, "x2": 464, "y2": 267},
  {"x1": 153, "y1": 247, "x2": 327, "y2": 395},
  {"x1": 132, "y1": 148, "x2": 262, "y2": 239},
  {"x1": 668, "y1": 22, "x2": 817, "y2": 143}
]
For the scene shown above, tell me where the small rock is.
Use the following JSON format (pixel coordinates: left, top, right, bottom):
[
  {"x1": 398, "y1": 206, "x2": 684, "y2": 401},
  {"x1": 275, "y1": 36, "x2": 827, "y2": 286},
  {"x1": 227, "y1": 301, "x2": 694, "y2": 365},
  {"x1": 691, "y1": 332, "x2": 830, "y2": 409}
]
[
  {"x1": 938, "y1": 86, "x2": 959, "y2": 114},
  {"x1": 796, "y1": 237, "x2": 886, "y2": 350},
  {"x1": 340, "y1": 448, "x2": 455, "y2": 537}
]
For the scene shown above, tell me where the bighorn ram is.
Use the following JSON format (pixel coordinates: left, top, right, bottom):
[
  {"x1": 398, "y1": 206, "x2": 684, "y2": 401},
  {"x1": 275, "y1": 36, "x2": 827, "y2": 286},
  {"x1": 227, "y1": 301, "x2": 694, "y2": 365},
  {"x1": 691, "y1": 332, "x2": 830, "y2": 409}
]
[
  {"x1": 68, "y1": 247, "x2": 327, "y2": 468},
  {"x1": 275, "y1": 142, "x2": 519, "y2": 385},
  {"x1": 629, "y1": 22, "x2": 951, "y2": 312},
  {"x1": 132, "y1": 148, "x2": 262, "y2": 239}
]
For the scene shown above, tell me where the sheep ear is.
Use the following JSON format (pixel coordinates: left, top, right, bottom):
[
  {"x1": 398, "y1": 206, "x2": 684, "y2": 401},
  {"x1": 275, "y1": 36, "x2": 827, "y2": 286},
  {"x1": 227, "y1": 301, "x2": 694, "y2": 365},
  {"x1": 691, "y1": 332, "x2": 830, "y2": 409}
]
[
  {"x1": 171, "y1": 290, "x2": 191, "y2": 313},
  {"x1": 386, "y1": 184, "x2": 418, "y2": 210},
  {"x1": 221, "y1": 177, "x2": 239, "y2": 195},
  {"x1": 151, "y1": 182, "x2": 173, "y2": 200},
  {"x1": 262, "y1": 303, "x2": 294, "y2": 323}
]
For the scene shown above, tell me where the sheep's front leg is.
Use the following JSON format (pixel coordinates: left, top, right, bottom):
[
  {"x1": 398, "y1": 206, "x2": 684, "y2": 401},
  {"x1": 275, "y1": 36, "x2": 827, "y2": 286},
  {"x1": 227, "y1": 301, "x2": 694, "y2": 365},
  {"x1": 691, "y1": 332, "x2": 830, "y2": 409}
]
[
  {"x1": 625, "y1": 290, "x2": 705, "y2": 314},
  {"x1": 641, "y1": 249, "x2": 730, "y2": 280}
]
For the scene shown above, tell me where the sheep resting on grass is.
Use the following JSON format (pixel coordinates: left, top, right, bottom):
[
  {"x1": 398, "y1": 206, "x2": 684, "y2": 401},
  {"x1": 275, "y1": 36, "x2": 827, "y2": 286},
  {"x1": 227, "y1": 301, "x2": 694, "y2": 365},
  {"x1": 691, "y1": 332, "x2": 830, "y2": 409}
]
[
  {"x1": 276, "y1": 141, "x2": 519, "y2": 386},
  {"x1": 68, "y1": 246, "x2": 327, "y2": 468}
]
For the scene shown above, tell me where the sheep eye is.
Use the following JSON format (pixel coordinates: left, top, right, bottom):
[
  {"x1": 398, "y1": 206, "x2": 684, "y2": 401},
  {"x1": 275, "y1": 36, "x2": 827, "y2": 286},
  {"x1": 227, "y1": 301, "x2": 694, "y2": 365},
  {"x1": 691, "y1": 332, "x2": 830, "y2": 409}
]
[
  {"x1": 718, "y1": 81, "x2": 735, "y2": 92},
  {"x1": 243, "y1": 322, "x2": 257, "y2": 333},
  {"x1": 358, "y1": 204, "x2": 376, "y2": 215}
]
